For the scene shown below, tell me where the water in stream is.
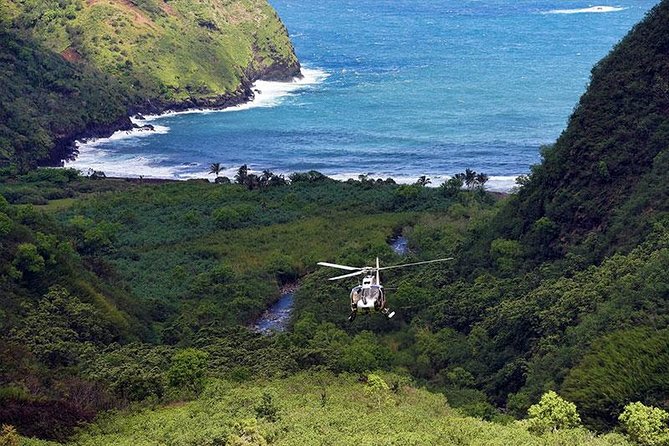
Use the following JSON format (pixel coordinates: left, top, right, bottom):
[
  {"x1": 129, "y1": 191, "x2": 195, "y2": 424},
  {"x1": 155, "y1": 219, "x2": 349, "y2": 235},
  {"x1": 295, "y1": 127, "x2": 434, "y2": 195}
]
[
  {"x1": 391, "y1": 236, "x2": 409, "y2": 256},
  {"x1": 252, "y1": 292, "x2": 295, "y2": 334}
]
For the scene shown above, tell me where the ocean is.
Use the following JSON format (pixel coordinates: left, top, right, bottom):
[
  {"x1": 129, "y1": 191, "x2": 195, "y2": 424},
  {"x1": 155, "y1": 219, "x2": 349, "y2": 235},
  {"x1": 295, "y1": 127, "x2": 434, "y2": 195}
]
[{"x1": 67, "y1": 0, "x2": 659, "y2": 190}]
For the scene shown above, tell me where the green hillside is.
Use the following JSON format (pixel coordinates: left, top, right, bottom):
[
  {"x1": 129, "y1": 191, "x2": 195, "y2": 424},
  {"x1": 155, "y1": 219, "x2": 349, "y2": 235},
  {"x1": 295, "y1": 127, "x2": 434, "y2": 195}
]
[
  {"x1": 490, "y1": 0, "x2": 669, "y2": 264},
  {"x1": 0, "y1": 0, "x2": 300, "y2": 169},
  {"x1": 3, "y1": 0, "x2": 300, "y2": 102},
  {"x1": 23, "y1": 373, "x2": 631, "y2": 446},
  {"x1": 0, "y1": 30, "x2": 131, "y2": 170}
]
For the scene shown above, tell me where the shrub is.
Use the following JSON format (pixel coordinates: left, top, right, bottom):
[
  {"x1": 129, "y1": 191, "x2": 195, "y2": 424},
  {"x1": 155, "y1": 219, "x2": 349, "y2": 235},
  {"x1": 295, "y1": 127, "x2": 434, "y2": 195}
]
[
  {"x1": 254, "y1": 391, "x2": 279, "y2": 422},
  {"x1": 12, "y1": 243, "x2": 45, "y2": 275},
  {"x1": 167, "y1": 348, "x2": 209, "y2": 394},
  {"x1": 364, "y1": 374, "x2": 392, "y2": 409},
  {"x1": 526, "y1": 391, "x2": 581, "y2": 434},
  {"x1": 0, "y1": 194, "x2": 9, "y2": 212},
  {"x1": 213, "y1": 207, "x2": 241, "y2": 229},
  {"x1": 0, "y1": 213, "x2": 12, "y2": 237},
  {"x1": 619, "y1": 402, "x2": 669, "y2": 446},
  {"x1": 0, "y1": 425, "x2": 18, "y2": 446},
  {"x1": 227, "y1": 418, "x2": 267, "y2": 446}
]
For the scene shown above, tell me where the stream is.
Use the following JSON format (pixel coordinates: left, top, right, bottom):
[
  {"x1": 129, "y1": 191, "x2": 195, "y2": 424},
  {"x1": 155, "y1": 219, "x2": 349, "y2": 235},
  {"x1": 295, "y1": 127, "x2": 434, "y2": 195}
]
[
  {"x1": 391, "y1": 235, "x2": 409, "y2": 256},
  {"x1": 252, "y1": 290, "x2": 295, "y2": 334},
  {"x1": 252, "y1": 235, "x2": 409, "y2": 333}
]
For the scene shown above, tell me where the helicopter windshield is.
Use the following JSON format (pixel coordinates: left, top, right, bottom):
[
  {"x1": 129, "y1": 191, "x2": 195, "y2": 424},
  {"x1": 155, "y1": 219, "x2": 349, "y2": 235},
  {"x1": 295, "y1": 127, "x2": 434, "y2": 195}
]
[{"x1": 362, "y1": 285, "x2": 381, "y2": 300}]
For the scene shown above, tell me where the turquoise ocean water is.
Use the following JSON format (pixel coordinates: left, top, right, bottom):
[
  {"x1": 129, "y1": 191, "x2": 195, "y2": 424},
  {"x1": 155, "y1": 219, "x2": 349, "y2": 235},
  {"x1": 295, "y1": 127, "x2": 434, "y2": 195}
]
[{"x1": 68, "y1": 0, "x2": 659, "y2": 190}]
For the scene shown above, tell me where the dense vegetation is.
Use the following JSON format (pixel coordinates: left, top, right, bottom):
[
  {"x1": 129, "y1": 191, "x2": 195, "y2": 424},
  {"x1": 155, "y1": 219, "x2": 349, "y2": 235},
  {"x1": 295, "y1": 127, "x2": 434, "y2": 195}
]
[
  {"x1": 3, "y1": 0, "x2": 669, "y2": 445},
  {"x1": 0, "y1": 0, "x2": 299, "y2": 169},
  {"x1": 491, "y1": 0, "x2": 669, "y2": 264},
  {"x1": 0, "y1": 29, "x2": 130, "y2": 170}
]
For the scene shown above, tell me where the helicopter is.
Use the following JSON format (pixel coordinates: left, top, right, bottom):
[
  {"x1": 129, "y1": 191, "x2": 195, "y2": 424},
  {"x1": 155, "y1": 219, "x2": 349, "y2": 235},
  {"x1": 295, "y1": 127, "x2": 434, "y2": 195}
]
[{"x1": 317, "y1": 257, "x2": 453, "y2": 321}]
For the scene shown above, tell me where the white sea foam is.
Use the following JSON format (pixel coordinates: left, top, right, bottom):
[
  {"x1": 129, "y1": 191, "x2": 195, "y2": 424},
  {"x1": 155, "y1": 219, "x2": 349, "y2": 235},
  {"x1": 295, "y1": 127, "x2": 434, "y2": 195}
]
[
  {"x1": 326, "y1": 173, "x2": 521, "y2": 192},
  {"x1": 543, "y1": 5, "x2": 625, "y2": 14},
  {"x1": 138, "y1": 67, "x2": 329, "y2": 121},
  {"x1": 65, "y1": 68, "x2": 329, "y2": 177}
]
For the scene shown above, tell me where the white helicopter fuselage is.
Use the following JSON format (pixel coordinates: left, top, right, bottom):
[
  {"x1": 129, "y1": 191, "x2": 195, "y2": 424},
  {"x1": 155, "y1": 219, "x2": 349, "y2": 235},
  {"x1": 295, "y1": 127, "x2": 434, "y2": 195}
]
[
  {"x1": 351, "y1": 274, "x2": 385, "y2": 310},
  {"x1": 318, "y1": 255, "x2": 452, "y2": 320}
]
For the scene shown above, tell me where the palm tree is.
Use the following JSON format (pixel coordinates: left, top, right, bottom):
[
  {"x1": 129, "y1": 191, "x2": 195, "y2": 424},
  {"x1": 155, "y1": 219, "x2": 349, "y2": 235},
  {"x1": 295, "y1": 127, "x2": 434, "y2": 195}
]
[
  {"x1": 475, "y1": 172, "x2": 489, "y2": 190},
  {"x1": 415, "y1": 175, "x2": 431, "y2": 187},
  {"x1": 464, "y1": 169, "x2": 477, "y2": 190},
  {"x1": 209, "y1": 162, "x2": 223, "y2": 178},
  {"x1": 260, "y1": 169, "x2": 273, "y2": 189},
  {"x1": 235, "y1": 164, "x2": 249, "y2": 185}
]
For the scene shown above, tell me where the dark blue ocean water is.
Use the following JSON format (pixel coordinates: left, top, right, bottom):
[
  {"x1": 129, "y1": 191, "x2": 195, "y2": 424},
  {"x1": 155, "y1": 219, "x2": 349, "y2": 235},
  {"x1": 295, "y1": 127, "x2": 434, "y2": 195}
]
[{"x1": 69, "y1": 0, "x2": 659, "y2": 190}]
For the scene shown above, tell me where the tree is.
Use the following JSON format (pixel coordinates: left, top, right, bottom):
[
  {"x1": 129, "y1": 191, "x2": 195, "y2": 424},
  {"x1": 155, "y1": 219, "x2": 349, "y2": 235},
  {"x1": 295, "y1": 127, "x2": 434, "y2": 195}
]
[
  {"x1": 475, "y1": 172, "x2": 489, "y2": 190},
  {"x1": 364, "y1": 374, "x2": 392, "y2": 409},
  {"x1": 259, "y1": 170, "x2": 273, "y2": 189},
  {"x1": 209, "y1": 162, "x2": 223, "y2": 178},
  {"x1": 235, "y1": 164, "x2": 249, "y2": 185},
  {"x1": 167, "y1": 348, "x2": 209, "y2": 394},
  {"x1": 619, "y1": 402, "x2": 669, "y2": 446},
  {"x1": 0, "y1": 212, "x2": 12, "y2": 237},
  {"x1": 12, "y1": 242, "x2": 45, "y2": 275},
  {"x1": 526, "y1": 391, "x2": 581, "y2": 434},
  {"x1": 415, "y1": 175, "x2": 431, "y2": 187},
  {"x1": 254, "y1": 391, "x2": 279, "y2": 422},
  {"x1": 440, "y1": 177, "x2": 463, "y2": 196},
  {"x1": 464, "y1": 169, "x2": 477, "y2": 189}
]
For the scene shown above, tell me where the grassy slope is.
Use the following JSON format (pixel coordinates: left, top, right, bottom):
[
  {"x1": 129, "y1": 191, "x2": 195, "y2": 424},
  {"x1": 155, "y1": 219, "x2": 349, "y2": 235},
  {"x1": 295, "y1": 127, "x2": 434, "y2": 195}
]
[
  {"x1": 26, "y1": 373, "x2": 631, "y2": 446},
  {"x1": 4, "y1": 0, "x2": 300, "y2": 103}
]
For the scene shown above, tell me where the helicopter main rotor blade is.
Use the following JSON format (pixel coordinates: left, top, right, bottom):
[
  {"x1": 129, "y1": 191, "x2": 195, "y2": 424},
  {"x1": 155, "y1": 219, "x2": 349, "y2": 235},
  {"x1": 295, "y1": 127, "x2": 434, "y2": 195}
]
[
  {"x1": 328, "y1": 270, "x2": 367, "y2": 281},
  {"x1": 317, "y1": 262, "x2": 362, "y2": 271},
  {"x1": 377, "y1": 258, "x2": 454, "y2": 271}
]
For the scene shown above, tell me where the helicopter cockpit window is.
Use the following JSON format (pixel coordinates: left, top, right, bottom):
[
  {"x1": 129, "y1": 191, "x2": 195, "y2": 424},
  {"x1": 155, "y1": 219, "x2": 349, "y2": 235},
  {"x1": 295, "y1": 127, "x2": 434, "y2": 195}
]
[{"x1": 361, "y1": 286, "x2": 381, "y2": 300}]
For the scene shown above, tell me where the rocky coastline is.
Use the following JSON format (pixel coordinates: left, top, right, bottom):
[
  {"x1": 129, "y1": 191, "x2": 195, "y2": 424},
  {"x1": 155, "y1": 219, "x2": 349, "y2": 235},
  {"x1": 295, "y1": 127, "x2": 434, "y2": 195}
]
[{"x1": 46, "y1": 59, "x2": 302, "y2": 167}]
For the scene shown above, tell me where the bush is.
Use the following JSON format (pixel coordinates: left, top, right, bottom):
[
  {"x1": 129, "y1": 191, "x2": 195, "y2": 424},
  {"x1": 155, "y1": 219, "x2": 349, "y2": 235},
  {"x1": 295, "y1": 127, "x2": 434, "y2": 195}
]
[
  {"x1": 619, "y1": 402, "x2": 669, "y2": 446},
  {"x1": 0, "y1": 194, "x2": 9, "y2": 212},
  {"x1": 526, "y1": 391, "x2": 581, "y2": 434},
  {"x1": 227, "y1": 418, "x2": 267, "y2": 446},
  {"x1": 0, "y1": 425, "x2": 18, "y2": 446},
  {"x1": 254, "y1": 391, "x2": 279, "y2": 422},
  {"x1": 213, "y1": 207, "x2": 241, "y2": 229},
  {"x1": 0, "y1": 213, "x2": 12, "y2": 237},
  {"x1": 364, "y1": 374, "x2": 392, "y2": 409},
  {"x1": 167, "y1": 348, "x2": 209, "y2": 394},
  {"x1": 12, "y1": 243, "x2": 45, "y2": 275}
]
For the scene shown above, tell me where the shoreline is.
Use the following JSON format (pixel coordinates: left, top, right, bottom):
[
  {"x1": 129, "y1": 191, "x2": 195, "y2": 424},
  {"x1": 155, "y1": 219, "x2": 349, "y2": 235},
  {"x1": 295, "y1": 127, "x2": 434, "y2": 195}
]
[
  {"x1": 47, "y1": 62, "x2": 302, "y2": 168},
  {"x1": 96, "y1": 175, "x2": 511, "y2": 197}
]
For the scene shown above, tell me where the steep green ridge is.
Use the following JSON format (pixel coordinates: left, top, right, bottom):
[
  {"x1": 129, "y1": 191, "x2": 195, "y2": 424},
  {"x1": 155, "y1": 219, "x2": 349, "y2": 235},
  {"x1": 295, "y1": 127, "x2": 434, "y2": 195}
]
[
  {"x1": 4, "y1": 0, "x2": 300, "y2": 104},
  {"x1": 0, "y1": 29, "x2": 131, "y2": 170},
  {"x1": 491, "y1": 0, "x2": 669, "y2": 264},
  {"x1": 396, "y1": 0, "x2": 669, "y2": 431},
  {"x1": 0, "y1": 0, "x2": 300, "y2": 169}
]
